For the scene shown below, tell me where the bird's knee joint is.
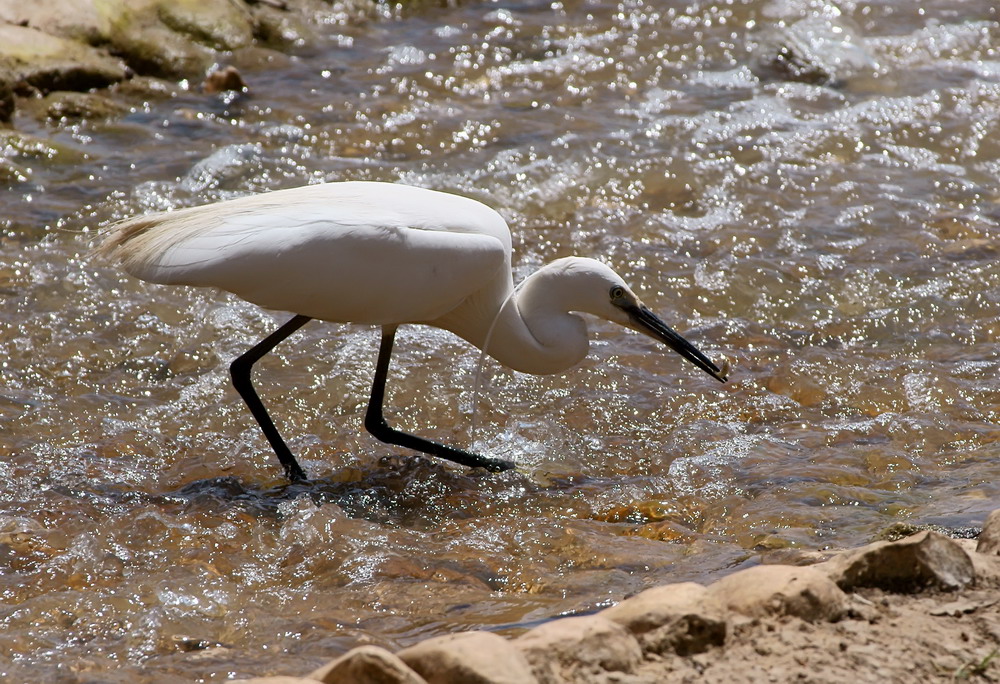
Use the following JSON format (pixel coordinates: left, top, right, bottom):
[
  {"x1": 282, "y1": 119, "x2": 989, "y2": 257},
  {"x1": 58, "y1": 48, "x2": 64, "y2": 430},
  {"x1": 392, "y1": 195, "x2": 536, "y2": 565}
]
[{"x1": 364, "y1": 415, "x2": 390, "y2": 437}]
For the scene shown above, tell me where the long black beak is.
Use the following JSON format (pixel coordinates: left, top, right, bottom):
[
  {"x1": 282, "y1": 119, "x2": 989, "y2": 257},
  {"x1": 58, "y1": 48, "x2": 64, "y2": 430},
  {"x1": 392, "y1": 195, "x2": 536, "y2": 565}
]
[{"x1": 625, "y1": 304, "x2": 728, "y2": 382}]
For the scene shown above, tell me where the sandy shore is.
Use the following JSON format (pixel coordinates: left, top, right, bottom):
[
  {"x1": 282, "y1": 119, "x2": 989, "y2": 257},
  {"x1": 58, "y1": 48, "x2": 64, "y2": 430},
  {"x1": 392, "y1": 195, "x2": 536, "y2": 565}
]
[{"x1": 246, "y1": 517, "x2": 1000, "y2": 683}]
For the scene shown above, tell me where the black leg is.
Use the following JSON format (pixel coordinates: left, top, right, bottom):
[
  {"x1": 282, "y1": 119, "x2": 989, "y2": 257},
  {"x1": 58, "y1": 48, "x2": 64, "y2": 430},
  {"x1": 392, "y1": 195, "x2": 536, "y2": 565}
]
[
  {"x1": 364, "y1": 326, "x2": 515, "y2": 473},
  {"x1": 230, "y1": 314, "x2": 312, "y2": 482}
]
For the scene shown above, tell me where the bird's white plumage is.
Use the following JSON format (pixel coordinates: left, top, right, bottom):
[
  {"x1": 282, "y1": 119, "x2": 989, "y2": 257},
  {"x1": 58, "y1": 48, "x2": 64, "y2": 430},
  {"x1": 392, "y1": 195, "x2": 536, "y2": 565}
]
[
  {"x1": 103, "y1": 182, "x2": 512, "y2": 325},
  {"x1": 102, "y1": 180, "x2": 724, "y2": 379},
  {"x1": 101, "y1": 180, "x2": 728, "y2": 480}
]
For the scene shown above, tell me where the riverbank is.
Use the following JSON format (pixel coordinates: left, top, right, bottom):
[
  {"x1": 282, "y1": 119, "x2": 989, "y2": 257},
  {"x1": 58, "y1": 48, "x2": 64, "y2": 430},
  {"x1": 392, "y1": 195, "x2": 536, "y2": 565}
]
[
  {"x1": 245, "y1": 514, "x2": 1000, "y2": 683},
  {"x1": 0, "y1": 0, "x2": 373, "y2": 129}
]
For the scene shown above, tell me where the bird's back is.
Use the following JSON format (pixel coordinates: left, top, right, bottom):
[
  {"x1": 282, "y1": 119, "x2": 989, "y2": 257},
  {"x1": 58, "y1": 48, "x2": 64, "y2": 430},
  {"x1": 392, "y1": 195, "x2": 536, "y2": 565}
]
[{"x1": 99, "y1": 182, "x2": 512, "y2": 325}]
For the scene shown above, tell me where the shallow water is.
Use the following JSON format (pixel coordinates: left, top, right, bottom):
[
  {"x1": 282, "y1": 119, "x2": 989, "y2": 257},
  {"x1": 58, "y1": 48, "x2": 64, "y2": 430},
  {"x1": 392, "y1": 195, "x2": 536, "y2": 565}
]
[{"x1": 2, "y1": 0, "x2": 999, "y2": 680}]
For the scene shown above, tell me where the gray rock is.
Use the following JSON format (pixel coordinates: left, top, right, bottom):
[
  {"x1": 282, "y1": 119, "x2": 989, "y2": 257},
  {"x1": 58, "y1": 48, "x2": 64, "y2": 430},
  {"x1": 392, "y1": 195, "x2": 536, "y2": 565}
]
[
  {"x1": 707, "y1": 565, "x2": 848, "y2": 622},
  {"x1": 819, "y1": 530, "x2": 975, "y2": 592},
  {"x1": 515, "y1": 615, "x2": 642, "y2": 684},
  {"x1": 157, "y1": 0, "x2": 255, "y2": 51},
  {"x1": 311, "y1": 645, "x2": 426, "y2": 684},
  {"x1": 179, "y1": 143, "x2": 263, "y2": 193},
  {"x1": 397, "y1": 631, "x2": 537, "y2": 684},
  {"x1": 976, "y1": 509, "x2": 1000, "y2": 556},
  {"x1": 601, "y1": 582, "x2": 728, "y2": 655}
]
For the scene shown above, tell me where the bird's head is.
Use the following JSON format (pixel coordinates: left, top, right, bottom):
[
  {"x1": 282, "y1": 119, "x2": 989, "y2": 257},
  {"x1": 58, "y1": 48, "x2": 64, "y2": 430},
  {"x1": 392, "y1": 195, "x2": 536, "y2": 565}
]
[{"x1": 547, "y1": 257, "x2": 729, "y2": 383}]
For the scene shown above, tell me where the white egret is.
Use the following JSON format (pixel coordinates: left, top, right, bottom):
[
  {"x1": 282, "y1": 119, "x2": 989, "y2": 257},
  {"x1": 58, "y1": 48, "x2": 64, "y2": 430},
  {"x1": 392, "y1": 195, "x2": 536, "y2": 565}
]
[{"x1": 100, "y1": 181, "x2": 728, "y2": 482}]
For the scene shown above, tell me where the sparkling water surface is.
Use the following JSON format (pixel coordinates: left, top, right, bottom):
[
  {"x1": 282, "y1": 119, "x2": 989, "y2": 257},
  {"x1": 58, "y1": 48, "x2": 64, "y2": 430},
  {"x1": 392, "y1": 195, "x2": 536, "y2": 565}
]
[{"x1": 1, "y1": 0, "x2": 998, "y2": 679}]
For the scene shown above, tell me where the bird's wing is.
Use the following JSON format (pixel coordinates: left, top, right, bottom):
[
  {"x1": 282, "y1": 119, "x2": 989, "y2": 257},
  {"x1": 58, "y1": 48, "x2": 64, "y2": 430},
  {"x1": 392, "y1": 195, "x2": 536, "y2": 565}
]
[{"x1": 103, "y1": 183, "x2": 511, "y2": 325}]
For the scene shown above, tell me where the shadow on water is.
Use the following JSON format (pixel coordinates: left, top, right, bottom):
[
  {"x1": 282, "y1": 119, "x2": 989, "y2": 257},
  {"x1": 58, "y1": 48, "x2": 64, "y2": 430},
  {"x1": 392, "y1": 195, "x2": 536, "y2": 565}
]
[
  {"x1": 46, "y1": 446, "x2": 617, "y2": 533},
  {"x1": 161, "y1": 454, "x2": 574, "y2": 528}
]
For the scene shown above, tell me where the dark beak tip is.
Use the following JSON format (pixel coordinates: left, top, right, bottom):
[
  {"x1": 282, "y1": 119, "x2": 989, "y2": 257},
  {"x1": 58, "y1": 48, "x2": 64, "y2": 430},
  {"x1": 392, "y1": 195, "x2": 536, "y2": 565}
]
[{"x1": 629, "y1": 304, "x2": 731, "y2": 384}]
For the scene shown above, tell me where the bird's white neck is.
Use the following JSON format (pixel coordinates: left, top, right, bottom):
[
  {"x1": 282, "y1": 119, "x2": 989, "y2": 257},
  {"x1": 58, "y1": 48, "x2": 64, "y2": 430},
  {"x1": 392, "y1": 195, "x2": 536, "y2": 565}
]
[{"x1": 428, "y1": 262, "x2": 591, "y2": 375}]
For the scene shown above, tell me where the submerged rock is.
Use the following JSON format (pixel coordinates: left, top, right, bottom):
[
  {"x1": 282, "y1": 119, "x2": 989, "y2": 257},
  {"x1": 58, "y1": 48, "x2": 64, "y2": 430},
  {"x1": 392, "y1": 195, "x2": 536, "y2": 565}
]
[
  {"x1": 752, "y1": 2, "x2": 876, "y2": 86},
  {"x1": 819, "y1": 530, "x2": 976, "y2": 592},
  {"x1": 600, "y1": 582, "x2": 728, "y2": 656},
  {"x1": 179, "y1": 143, "x2": 264, "y2": 193}
]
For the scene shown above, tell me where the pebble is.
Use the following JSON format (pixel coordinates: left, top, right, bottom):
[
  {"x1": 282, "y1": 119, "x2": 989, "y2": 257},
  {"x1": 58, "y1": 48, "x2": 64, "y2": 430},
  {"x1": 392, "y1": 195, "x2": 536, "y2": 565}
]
[{"x1": 203, "y1": 65, "x2": 248, "y2": 94}]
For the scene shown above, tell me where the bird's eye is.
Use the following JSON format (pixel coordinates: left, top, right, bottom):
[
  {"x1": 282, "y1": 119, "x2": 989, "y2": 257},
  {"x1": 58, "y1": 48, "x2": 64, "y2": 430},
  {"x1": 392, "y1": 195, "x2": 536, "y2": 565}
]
[{"x1": 609, "y1": 286, "x2": 625, "y2": 300}]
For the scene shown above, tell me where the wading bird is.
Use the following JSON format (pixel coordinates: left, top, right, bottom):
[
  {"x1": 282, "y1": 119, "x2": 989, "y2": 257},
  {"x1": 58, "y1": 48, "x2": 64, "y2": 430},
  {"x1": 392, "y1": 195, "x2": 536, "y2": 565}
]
[{"x1": 101, "y1": 181, "x2": 728, "y2": 482}]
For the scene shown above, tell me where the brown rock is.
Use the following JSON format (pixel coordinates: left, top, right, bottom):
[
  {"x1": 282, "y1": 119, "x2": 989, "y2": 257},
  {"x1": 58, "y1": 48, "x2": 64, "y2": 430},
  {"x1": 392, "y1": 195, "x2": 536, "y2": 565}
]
[
  {"x1": 236, "y1": 678, "x2": 316, "y2": 683},
  {"x1": 109, "y1": 21, "x2": 214, "y2": 80},
  {"x1": 515, "y1": 615, "x2": 641, "y2": 684},
  {"x1": 397, "y1": 631, "x2": 536, "y2": 684},
  {"x1": 203, "y1": 65, "x2": 248, "y2": 94},
  {"x1": 819, "y1": 530, "x2": 975, "y2": 592},
  {"x1": 976, "y1": 509, "x2": 1000, "y2": 556},
  {"x1": 157, "y1": 0, "x2": 255, "y2": 51},
  {"x1": 0, "y1": 24, "x2": 129, "y2": 94},
  {"x1": 41, "y1": 91, "x2": 129, "y2": 120},
  {"x1": 707, "y1": 565, "x2": 848, "y2": 622},
  {"x1": 600, "y1": 582, "x2": 728, "y2": 655},
  {"x1": 310, "y1": 645, "x2": 425, "y2": 684}
]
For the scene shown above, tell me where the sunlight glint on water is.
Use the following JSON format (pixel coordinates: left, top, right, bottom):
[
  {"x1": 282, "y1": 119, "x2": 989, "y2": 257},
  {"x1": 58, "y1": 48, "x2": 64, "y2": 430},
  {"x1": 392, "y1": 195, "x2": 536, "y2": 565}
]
[{"x1": 0, "y1": 0, "x2": 998, "y2": 679}]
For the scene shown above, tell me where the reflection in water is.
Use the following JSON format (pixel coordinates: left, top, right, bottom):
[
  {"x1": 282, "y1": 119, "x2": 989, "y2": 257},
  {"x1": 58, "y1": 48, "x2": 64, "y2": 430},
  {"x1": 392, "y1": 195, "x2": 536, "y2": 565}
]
[{"x1": 1, "y1": 0, "x2": 999, "y2": 678}]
